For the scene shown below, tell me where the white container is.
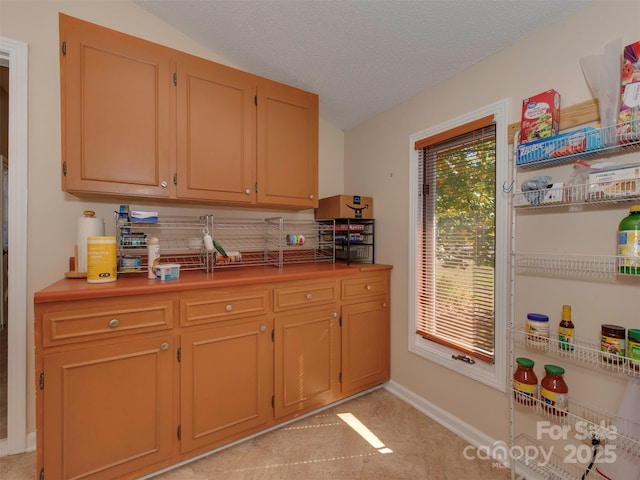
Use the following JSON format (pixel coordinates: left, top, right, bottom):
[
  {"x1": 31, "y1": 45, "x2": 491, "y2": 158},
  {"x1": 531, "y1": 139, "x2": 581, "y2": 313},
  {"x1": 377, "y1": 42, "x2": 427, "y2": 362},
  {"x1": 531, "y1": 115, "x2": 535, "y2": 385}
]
[
  {"x1": 77, "y1": 210, "x2": 104, "y2": 274},
  {"x1": 155, "y1": 263, "x2": 180, "y2": 281},
  {"x1": 147, "y1": 237, "x2": 160, "y2": 279},
  {"x1": 526, "y1": 313, "x2": 550, "y2": 346}
]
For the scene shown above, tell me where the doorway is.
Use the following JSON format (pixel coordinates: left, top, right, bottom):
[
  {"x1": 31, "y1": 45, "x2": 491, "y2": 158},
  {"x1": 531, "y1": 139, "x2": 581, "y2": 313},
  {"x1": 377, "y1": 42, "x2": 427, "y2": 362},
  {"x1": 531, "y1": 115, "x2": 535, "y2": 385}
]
[{"x1": 0, "y1": 36, "x2": 29, "y2": 455}]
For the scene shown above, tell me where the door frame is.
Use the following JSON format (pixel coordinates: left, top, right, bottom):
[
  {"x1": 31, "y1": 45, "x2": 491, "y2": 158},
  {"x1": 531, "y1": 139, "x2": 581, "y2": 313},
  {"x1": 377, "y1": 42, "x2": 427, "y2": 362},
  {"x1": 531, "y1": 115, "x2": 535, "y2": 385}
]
[{"x1": 0, "y1": 36, "x2": 29, "y2": 455}]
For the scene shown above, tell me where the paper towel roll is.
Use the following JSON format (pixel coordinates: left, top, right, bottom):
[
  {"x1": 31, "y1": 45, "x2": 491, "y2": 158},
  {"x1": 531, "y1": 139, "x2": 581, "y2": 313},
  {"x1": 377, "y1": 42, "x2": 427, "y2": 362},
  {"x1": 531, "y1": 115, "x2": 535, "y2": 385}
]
[{"x1": 77, "y1": 211, "x2": 105, "y2": 273}]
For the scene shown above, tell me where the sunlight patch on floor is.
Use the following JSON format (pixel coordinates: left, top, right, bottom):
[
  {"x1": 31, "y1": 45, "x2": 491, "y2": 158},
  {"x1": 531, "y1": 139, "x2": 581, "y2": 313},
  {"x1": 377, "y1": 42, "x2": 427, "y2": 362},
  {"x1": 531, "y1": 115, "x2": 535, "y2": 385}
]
[{"x1": 337, "y1": 412, "x2": 393, "y2": 454}]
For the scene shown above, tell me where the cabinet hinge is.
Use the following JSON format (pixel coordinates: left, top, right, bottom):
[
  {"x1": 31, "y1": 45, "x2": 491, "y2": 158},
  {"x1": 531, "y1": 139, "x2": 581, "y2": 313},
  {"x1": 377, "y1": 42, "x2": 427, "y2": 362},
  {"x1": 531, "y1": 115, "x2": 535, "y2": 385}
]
[
  {"x1": 177, "y1": 425, "x2": 181, "y2": 440},
  {"x1": 173, "y1": 173, "x2": 177, "y2": 186},
  {"x1": 39, "y1": 371, "x2": 44, "y2": 390},
  {"x1": 40, "y1": 468, "x2": 44, "y2": 480},
  {"x1": 177, "y1": 347, "x2": 181, "y2": 363},
  {"x1": 339, "y1": 372, "x2": 342, "y2": 384},
  {"x1": 61, "y1": 41, "x2": 66, "y2": 56},
  {"x1": 254, "y1": 95, "x2": 257, "y2": 107},
  {"x1": 271, "y1": 395, "x2": 274, "y2": 409},
  {"x1": 271, "y1": 329, "x2": 274, "y2": 342},
  {"x1": 173, "y1": 72, "x2": 177, "y2": 86},
  {"x1": 339, "y1": 316, "x2": 342, "y2": 327},
  {"x1": 62, "y1": 161, "x2": 67, "y2": 176},
  {"x1": 254, "y1": 182, "x2": 258, "y2": 193}
]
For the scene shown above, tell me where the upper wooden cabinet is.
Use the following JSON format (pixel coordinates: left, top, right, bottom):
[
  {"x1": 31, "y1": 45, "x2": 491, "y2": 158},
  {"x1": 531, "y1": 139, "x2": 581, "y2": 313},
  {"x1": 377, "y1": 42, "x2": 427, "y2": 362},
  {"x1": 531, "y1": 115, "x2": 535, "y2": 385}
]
[
  {"x1": 257, "y1": 80, "x2": 319, "y2": 209},
  {"x1": 59, "y1": 13, "x2": 173, "y2": 198},
  {"x1": 59, "y1": 14, "x2": 319, "y2": 209}
]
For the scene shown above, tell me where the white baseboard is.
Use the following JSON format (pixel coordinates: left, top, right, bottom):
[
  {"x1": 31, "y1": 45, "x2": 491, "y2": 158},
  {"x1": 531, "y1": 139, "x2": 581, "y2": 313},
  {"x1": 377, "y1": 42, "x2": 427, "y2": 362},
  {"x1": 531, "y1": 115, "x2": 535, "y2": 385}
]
[{"x1": 383, "y1": 380, "x2": 508, "y2": 467}]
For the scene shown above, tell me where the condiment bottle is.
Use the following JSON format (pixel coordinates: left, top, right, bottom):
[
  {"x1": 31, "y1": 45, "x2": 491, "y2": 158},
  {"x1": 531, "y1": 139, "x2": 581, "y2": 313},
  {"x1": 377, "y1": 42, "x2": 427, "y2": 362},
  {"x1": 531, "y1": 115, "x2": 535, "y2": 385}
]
[
  {"x1": 147, "y1": 237, "x2": 160, "y2": 279},
  {"x1": 526, "y1": 313, "x2": 549, "y2": 346},
  {"x1": 513, "y1": 358, "x2": 538, "y2": 406},
  {"x1": 558, "y1": 305, "x2": 574, "y2": 351},
  {"x1": 541, "y1": 364, "x2": 568, "y2": 416},
  {"x1": 618, "y1": 205, "x2": 640, "y2": 275}
]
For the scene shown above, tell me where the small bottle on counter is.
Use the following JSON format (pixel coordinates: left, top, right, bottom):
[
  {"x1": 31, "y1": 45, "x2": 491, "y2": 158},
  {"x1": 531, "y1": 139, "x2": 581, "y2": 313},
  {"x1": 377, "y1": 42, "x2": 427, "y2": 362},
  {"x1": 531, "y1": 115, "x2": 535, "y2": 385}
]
[
  {"x1": 540, "y1": 364, "x2": 568, "y2": 416},
  {"x1": 513, "y1": 357, "x2": 538, "y2": 406},
  {"x1": 147, "y1": 237, "x2": 160, "y2": 279},
  {"x1": 558, "y1": 305, "x2": 575, "y2": 351}
]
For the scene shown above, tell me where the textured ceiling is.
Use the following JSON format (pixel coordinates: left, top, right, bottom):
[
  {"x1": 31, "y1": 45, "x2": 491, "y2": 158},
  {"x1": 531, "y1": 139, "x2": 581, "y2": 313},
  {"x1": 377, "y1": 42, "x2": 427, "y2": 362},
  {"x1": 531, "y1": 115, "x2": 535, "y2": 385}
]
[{"x1": 135, "y1": 0, "x2": 593, "y2": 130}]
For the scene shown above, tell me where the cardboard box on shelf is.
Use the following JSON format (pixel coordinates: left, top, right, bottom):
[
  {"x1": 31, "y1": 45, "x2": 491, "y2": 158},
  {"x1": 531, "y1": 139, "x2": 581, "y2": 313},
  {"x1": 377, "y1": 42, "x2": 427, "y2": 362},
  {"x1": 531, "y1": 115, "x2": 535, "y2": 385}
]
[
  {"x1": 588, "y1": 164, "x2": 640, "y2": 200},
  {"x1": 316, "y1": 195, "x2": 373, "y2": 219},
  {"x1": 521, "y1": 89, "x2": 560, "y2": 143}
]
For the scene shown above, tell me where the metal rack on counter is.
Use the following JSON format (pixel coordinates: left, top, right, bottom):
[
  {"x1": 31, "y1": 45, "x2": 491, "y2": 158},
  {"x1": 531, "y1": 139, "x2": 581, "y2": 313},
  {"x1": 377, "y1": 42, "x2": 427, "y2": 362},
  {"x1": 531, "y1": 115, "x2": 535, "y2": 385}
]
[{"x1": 115, "y1": 214, "x2": 335, "y2": 274}]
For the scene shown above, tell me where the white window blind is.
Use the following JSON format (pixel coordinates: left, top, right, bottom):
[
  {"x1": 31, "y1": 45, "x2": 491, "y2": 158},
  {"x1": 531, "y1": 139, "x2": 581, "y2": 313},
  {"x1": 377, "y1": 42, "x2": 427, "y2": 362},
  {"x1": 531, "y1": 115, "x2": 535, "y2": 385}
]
[{"x1": 415, "y1": 119, "x2": 496, "y2": 364}]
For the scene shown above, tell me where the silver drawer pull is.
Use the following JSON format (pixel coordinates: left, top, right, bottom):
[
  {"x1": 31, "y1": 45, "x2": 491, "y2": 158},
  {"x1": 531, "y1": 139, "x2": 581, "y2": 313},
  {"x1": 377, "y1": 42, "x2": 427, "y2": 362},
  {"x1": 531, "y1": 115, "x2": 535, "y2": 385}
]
[
  {"x1": 160, "y1": 342, "x2": 169, "y2": 350},
  {"x1": 306, "y1": 293, "x2": 313, "y2": 300},
  {"x1": 109, "y1": 319, "x2": 119, "y2": 328},
  {"x1": 366, "y1": 285, "x2": 372, "y2": 291},
  {"x1": 260, "y1": 325, "x2": 267, "y2": 332},
  {"x1": 225, "y1": 304, "x2": 233, "y2": 312}
]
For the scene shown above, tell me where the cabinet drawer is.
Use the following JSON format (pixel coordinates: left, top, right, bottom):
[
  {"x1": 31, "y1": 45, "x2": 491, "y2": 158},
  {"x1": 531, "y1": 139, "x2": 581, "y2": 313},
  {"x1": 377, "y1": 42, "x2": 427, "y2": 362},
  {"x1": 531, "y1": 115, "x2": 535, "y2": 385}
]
[
  {"x1": 273, "y1": 280, "x2": 339, "y2": 312},
  {"x1": 181, "y1": 286, "x2": 270, "y2": 327},
  {"x1": 42, "y1": 298, "x2": 174, "y2": 347},
  {"x1": 342, "y1": 272, "x2": 389, "y2": 302}
]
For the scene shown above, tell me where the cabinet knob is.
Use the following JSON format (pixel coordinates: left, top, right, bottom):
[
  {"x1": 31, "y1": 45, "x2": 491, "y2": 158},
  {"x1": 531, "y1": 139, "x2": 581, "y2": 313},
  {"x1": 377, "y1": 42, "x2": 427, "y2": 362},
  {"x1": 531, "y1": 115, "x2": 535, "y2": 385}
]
[
  {"x1": 225, "y1": 304, "x2": 233, "y2": 312},
  {"x1": 109, "y1": 319, "x2": 119, "y2": 328},
  {"x1": 309, "y1": 195, "x2": 315, "y2": 200},
  {"x1": 366, "y1": 285, "x2": 372, "y2": 291},
  {"x1": 160, "y1": 342, "x2": 169, "y2": 350},
  {"x1": 245, "y1": 189, "x2": 252, "y2": 195},
  {"x1": 306, "y1": 293, "x2": 313, "y2": 300},
  {"x1": 382, "y1": 302, "x2": 387, "y2": 308},
  {"x1": 260, "y1": 325, "x2": 267, "y2": 332},
  {"x1": 160, "y1": 180, "x2": 168, "y2": 188},
  {"x1": 331, "y1": 312, "x2": 337, "y2": 318}
]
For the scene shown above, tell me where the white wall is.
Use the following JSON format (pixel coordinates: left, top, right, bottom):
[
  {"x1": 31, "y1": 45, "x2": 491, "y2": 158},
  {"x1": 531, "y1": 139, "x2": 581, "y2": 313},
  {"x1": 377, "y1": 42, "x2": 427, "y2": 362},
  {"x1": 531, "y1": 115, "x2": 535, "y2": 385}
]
[
  {"x1": 0, "y1": 0, "x2": 344, "y2": 436},
  {"x1": 345, "y1": 0, "x2": 640, "y2": 444}
]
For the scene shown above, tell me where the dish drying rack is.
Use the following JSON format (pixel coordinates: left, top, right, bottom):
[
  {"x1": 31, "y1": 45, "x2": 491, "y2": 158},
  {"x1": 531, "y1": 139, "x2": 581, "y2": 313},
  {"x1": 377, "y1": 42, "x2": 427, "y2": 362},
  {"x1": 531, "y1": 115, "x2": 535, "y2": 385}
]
[{"x1": 115, "y1": 214, "x2": 335, "y2": 274}]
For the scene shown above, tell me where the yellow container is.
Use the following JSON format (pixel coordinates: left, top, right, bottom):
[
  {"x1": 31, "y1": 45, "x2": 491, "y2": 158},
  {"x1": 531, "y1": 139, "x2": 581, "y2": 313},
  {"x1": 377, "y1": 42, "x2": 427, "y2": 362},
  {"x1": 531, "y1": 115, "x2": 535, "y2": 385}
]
[{"x1": 87, "y1": 236, "x2": 117, "y2": 283}]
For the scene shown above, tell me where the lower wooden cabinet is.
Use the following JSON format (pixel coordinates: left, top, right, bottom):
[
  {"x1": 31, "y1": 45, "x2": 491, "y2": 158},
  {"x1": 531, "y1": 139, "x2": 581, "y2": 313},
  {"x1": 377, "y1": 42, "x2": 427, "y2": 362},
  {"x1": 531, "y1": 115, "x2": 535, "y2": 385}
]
[
  {"x1": 274, "y1": 306, "x2": 340, "y2": 419},
  {"x1": 34, "y1": 266, "x2": 391, "y2": 479},
  {"x1": 341, "y1": 299, "x2": 390, "y2": 396},
  {"x1": 42, "y1": 336, "x2": 174, "y2": 480},
  {"x1": 180, "y1": 317, "x2": 272, "y2": 453}
]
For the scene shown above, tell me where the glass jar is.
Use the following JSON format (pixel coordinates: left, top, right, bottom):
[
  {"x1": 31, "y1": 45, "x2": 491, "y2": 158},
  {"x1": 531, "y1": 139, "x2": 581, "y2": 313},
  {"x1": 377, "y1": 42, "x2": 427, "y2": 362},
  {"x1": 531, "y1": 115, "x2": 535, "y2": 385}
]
[
  {"x1": 540, "y1": 364, "x2": 568, "y2": 416},
  {"x1": 513, "y1": 357, "x2": 538, "y2": 406},
  {"x1": 601, "y1": 324, "x2": 626, "y2": 364},
  {"x1": 526, "y1": 313, "x2": 549, "y2": 346},
  {"x1": 628, "y1": 329, "x2": 640, "y2": 371}
]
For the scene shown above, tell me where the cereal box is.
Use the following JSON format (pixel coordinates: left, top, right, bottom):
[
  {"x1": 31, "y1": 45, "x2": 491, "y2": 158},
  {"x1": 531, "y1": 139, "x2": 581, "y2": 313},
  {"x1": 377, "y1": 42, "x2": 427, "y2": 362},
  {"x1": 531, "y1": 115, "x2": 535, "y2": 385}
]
[
  {"x1": 617, "y1": 41, "x2": 640, "y2": 141},
  {"x1": 521, "y1": 89, "x2": 561, "y2": 142}
]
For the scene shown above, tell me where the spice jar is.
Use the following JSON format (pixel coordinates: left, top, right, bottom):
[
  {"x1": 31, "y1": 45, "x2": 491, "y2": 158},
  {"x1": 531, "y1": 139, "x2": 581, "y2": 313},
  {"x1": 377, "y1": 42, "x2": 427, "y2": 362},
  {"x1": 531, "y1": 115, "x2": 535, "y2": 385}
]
[
  {"x1": 540, "y1": 364, "x2": 568, "y2": 416},
  {"x1": 513, "y1": 358, "x2": 538, "y2": 406},
  {"x1": 601, "y1": 324, "x2": 626, "y2": 364},
  {"x1": 526, "y1": 313, "x2": 549, "y2": 346},
  {"x1": 628, "y1": 329, "x2": 640, "y2": 371}
]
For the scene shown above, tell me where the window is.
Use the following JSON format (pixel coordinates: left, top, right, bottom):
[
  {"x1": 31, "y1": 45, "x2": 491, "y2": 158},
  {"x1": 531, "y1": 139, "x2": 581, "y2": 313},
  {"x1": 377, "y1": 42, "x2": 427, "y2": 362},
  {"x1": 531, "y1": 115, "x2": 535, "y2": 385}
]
[{"x1": 408, "y1": 99, "x2": 509, "y2": 391}]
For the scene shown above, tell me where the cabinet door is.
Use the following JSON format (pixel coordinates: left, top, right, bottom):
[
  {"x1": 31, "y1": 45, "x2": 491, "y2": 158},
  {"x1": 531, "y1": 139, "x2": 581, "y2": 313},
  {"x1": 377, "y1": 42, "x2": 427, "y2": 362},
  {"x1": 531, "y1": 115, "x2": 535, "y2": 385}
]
[
  {"x1": 256, "y1": 80, "x2": 318, "y2": 209},
  {"x1": 60, "y1": 14, "x2": 173, "y2": 198},
  {"x1": 43, "y1": 336, "x2": 174, "y2": 480},
  {"x1": 176, "y1": 55, "x2": 257, "y2": 203},
  {"x1": 274, "y1": 306, "x2": 340, "y2": 419},
  {"x1": 180, "y1": 317, "x2": 272, "y2": 453},
  {"x1": 341, "y1": 299, "x2": 390, "y2": 396}
]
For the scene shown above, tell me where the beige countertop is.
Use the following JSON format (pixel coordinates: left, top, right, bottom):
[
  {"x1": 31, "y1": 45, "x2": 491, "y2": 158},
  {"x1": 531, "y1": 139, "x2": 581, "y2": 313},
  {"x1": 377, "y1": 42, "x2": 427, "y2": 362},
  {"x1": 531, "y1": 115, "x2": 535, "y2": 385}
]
[{"x1": 35, "y1": 263, "x2": 392, "y2": 303}]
